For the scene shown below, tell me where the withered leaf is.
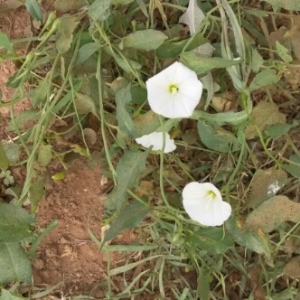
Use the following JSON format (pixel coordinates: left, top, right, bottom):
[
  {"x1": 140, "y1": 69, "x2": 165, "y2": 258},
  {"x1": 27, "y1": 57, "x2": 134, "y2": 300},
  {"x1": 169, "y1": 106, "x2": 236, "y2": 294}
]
[
  {"x1": 245, "y1": 102, "x2": 286, "y2": 139},
  {"x1": 245, "y1": 196, "x2": 300, "y2": 233}
]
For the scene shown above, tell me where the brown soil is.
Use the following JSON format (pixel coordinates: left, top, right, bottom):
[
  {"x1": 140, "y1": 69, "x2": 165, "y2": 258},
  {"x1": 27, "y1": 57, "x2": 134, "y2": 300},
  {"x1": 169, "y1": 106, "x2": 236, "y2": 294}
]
[
  {"x1": 33, "y1": 159, "x2": 107, "y2": 297},
  {"x1": 32, "y1": 158, "x2": 136, "y2": 297}
]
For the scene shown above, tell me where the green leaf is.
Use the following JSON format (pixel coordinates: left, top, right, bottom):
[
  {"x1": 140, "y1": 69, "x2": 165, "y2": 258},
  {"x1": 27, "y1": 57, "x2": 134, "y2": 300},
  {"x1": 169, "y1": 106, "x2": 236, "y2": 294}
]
[
  {"x1": 156, "y1": 31, "x2": 208, "y2": 58},
  {"x1": 116, "y1": 55, "x2": 142, "y2": 72},
  {"x1": 75, "y1": 43, "x2": 100, "y2": 66},
  {"x1": 0, "y1": 32, "x2": 13, "y2": 53},
  {"x1": 5, "y1": 187, "x2": 21, "y2": 202},
  {"x1": 185, "y1": 227, "x2": 234, "y2": 254},
  {"x1": 222, "y1": 0, "x2": 246, "y2": 64},
  {"x1": 88, "y1": 0, "x2": 111, "y2": 21},
  {"x1": 155, "y1": 118, "x2": 181, "y2": 133},
  {"x1": 103, "y1": 46, "x2": 142, "y2": 73},
  {"x1": 282, "y1": 155, "x2": 300, "y2": 178},
  {"x1": 247, "y1": 168, "x2": 287, "y2": 209},
  {"x1": 180, "y1": 52, "x2": 241, "y2": 75},
  {"x1": 0, "y1": 141, "x2": 9, "y2": 171},
  {"x1": 103, "y1": 190, "x2": 117, "y2": 218},
  {"x1": 201, "y1": 72, "x2": 217, "y2": 110},
  {"x1": 0, "y1": 289, "x2": 28, "y2": 300},
  {"x1": 248, "y1": 69, "x2": 280, "y2": 91},
  {"x1": 0, "y1": 289, "x2": 27, "y2": 300},
  {"x1": 245, "y1": 195, "x2": 300, "y2": 233},
  {"x1": 103, "y1": 200, "x2": 151, "y2": 244},
  {"x1": 136, "y1": 0, "x2": 148, "y2": 17},
  {"x1": 38, "y1": 144, "x2": 52, "y2": 167},
  {"x1": 24, "y1": 0, "x2": 42, "y2": 21},
  {"x1": 265, "y1": 121, "x2": 299, "y2": 140},
  {"x1": 121, "y1": 29, "x2": 167, "y2": 51},
  {"x1": 7, "y1": 110, "x2": 40, "y2": 131},
  {"x1": 0, "y1": 203, "x2": 36, "y2": 243},
  {"x1": 245, "y1": 101, "x2": 286, "y2": 139},
  {"x1": 251, "y1": 48, "x2": 264, "y2": 73},
  {"x1": 260, "y1": 0, "x2": 300, "y2": 10},
  {"x1": 29, "y1": 179, "x2": 46, "y2": 213},
  {"x1": 191, "y1": 90, "x2": 253, "y2": 126},
  {"x1": 52, "y1": 81, "x2": 83, "y2": 114},
  {"x1": 245, "y1": 8, "x2": 268, "y2": 17},
  {"x1": 6, "y1": 72, "x2": 26, "y2": 89},
  {"x1": 0, "y1": 243, "x2": 32, "y2": 285},
  {"x1": 74, "y1": 93, "x2": 96, "y2": 115},
  {"x1": 131, "y1": 85, "x2": 147, "y2": 104},
  {"x1": 29, "y1": 81, "x2": 48, "y2": 106},
  {"x1": 1, "y1": 170, "x2": 14, "y2": 186},
  {"x1": 197, "y1": 269, "x2": 212, "y2": 300},
  {"x1": 116, "y1": 150, "x2": 149, "y2": 210},
  {"x1": 115, "y1": 84, "x2": 136, "y2": 137},
  {"x1": 276, "y1": 41, "x2": 293, "y2": 63},
  {"x1": 197, "y1": 120, "x2": 240, "y2": 153},
  {"x1": 56, "y1": 16, "x2": 79, "y2": 54},
  {"x1": 134, "y1": 110, "x2": 160, "y2": 137},
  {"x1": 226, "y1": 216, "x2": 271, "y2": 256},
  {"x1": 73, "y1": 55, "x2": 98, "y2": 75}
]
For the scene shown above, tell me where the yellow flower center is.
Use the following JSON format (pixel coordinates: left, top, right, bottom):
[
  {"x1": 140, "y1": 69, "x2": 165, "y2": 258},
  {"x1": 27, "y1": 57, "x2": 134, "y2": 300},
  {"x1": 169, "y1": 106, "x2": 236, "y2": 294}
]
[
  {"x1": 169, "y1": 84, "x2": 179, "y2": 95},
  {"x1": 206, "y1": 190, "x2": 217, "y2": 200}
]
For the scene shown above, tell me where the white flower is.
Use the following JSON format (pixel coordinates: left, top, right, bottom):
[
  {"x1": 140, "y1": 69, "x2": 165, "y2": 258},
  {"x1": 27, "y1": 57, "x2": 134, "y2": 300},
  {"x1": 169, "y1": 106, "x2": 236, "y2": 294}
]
[
  {"x1": 135, "y1": 132, "x2": 176, "y2": 153},
  {"x1": 182, "y1": 182, "x2": 232, "y2": 226},
  {"x1": 146, "y1": 62, "x2": 203, "y2": 119}
]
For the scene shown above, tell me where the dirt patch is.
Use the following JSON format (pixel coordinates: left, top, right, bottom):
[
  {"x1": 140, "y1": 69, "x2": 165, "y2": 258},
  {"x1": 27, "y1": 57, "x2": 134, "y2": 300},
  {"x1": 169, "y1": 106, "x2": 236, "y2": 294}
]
[
  {"x1": 32, "y1": 159, "x2": 108, "y2": 295},
  {"x1": 32, "y1": 158, "x2": 137, "y2": 297}
]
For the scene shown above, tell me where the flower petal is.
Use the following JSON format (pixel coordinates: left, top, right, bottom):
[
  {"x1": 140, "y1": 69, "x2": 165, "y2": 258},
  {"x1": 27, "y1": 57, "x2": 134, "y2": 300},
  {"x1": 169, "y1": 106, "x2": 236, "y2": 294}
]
[
  {"x1": 182, "y1": 182, "x2": 222, "y2": 202},
  {"x1": 182, "y1": 182, "x2": 232, "y2": 226},
  {"x1": 146, "y1": 62, "x2": 203, "y2": 119},
  {"x1": 172, "y1": 62, "x2": 199, "y2": 84},
  {"x1": 135, "y1": 132, "x2": 176, "y2": 153},
  {"x1": 146, "y1": 86, "x2": 172, "y2": 115}
]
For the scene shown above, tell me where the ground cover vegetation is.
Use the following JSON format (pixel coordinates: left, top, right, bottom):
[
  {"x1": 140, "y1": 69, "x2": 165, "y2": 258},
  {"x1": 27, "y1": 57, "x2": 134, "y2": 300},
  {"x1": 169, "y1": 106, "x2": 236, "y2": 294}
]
[{"x1": 0, "y1": 0, "x2": 300, "y2": 298}]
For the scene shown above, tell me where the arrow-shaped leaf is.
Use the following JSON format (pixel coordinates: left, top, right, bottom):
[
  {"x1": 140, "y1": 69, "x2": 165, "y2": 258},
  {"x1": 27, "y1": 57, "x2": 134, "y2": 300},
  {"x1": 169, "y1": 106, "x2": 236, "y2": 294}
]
[
  {"x1": 116, "y1": 150, "x2": 148, "y2": 210},
  {"x1": 179, "y1": 0, "x2": 205, "y2": 34},
  {"x1": 0, "y1": 242, "x2": 32, "y2": 285}
]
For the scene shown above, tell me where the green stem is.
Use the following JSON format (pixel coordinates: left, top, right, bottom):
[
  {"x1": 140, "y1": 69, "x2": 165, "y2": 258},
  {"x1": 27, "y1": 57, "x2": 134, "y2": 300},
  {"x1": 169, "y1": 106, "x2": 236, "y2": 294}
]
[
  {"x1": 224, "y1": 131, "x2": 245, "y2": 204},
  {"x1": 255, "y1": 124, "x2": 281, "y2": 168},
  {"x1": 158, "y1": 116, "x2": 170, "y2": 208},
  {"x1": 19, "y1": 29, "x2": 83, "y2": 203},
  {"x1": 96, "y1": 43, "x2": 117, "y2": 183}
]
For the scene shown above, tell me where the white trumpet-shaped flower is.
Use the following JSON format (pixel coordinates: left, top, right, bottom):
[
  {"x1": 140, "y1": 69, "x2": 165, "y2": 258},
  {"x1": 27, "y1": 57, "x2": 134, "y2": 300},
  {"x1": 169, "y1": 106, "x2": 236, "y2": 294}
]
[
  {"x1": 182, "y1": 182, "x2": 232, "y2": 226},
  {"x1": 135, "y1": 132, "x2": 176, "y2": 153},
  {"x1": 146, "y1": 62, "x2": 203, "y2": 119}
]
